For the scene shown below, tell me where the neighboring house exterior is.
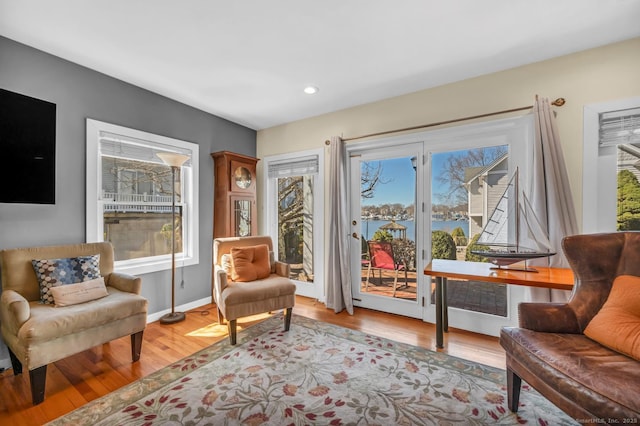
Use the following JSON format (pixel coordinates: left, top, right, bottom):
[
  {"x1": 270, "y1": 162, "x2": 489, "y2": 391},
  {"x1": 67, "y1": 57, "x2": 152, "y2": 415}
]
[
  {"x1": 101, "y1": 157, "x2": 180, "y2": 260},
  {"x1": 465, "y1": 154, "x2": 509, "y2": 239},
  {"x1": 618, "y1": 144, "x2": 640, "y2": 183}
]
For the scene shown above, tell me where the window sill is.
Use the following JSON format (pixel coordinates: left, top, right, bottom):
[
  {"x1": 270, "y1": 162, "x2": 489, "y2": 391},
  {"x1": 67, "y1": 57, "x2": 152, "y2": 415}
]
[{"x1": 115, "y1": 254, "x2": 198, "y2": 276}]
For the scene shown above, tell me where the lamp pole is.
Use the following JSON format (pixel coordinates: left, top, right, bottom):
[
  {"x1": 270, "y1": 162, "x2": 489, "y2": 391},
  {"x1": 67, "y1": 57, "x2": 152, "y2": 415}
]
[{"x1": 157, "y1": 152, "x2": 190, "y2": 324}]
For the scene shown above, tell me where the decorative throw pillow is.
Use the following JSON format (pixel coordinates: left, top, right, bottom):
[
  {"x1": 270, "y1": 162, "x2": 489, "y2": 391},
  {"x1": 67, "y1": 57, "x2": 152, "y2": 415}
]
[
  {"x1": 32, "y1": 255, "x2": 101, "y2": 304},
  {"x1": 584, "y1": 274, "x2": 640, "y2": 361},
  {"x1": 49, "y1": 277, "x2": 108, "y2": 307},
  {"x1": 221, "y1": 253, "x2": 233, "y2": 277},
  {"x1": 230, "y1": 244, "x2": 271, "y2": 282}
]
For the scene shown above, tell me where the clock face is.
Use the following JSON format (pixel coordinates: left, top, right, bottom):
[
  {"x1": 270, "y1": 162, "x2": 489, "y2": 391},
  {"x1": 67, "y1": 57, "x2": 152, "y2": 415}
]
[{"x1": 234, "y1": 166, "x2": 252, "y2": 189}]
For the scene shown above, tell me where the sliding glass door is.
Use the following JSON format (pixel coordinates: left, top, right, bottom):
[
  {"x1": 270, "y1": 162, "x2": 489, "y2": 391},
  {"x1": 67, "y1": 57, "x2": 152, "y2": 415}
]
[
  {"x1": 346, "y1": 116, "x2": 534, "y2": 336},
  {"x1": 422, "y1": 117, "x2": 533, "y2": 335},
  {"x1": 349, "y1": 143, "x2": 424, "y2": 319}
]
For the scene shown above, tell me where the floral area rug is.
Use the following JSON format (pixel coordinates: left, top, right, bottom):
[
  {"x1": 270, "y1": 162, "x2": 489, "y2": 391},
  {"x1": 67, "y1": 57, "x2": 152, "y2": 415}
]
[{"x1": 48, "y1": 314, "x2": 577, "y2": 425}]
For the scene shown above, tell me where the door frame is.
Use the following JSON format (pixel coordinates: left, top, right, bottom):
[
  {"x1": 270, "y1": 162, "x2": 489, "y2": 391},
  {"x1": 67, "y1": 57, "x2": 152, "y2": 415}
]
[
  {"x1": 346, "y1": 115, "x2": 535, "y2": 335},
  {"x1": 262, "y1": 148, "x2": 325, "y2": 301},
  {"x1": 348, "y1": 142, "x2": 425, "y2": 319}
]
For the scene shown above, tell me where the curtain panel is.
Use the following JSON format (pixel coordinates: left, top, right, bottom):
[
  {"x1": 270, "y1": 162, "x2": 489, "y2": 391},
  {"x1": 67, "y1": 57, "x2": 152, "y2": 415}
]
[
  {"x1": 528, "y1": 96, "x2": 579, "y2": 302},
  {"x1": 326, "y1": 136, "x2": 354, "y2": 314}
]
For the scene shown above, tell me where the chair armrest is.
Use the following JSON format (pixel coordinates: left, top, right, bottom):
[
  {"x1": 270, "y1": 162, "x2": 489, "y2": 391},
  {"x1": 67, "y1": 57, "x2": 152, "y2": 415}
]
[
  {"x1": 214, "y1": 265, "x2": 229, "y2": 292},
  {"x1": 0, "y1": 290, "x2": 30, "y2": 335},
  {"x1": 518, "y1": 302, "x2": 581, "y2": 333},
  {"x1": 106, "y1": 272, "x2": 142, "y2": 295},
  {"x1": 274, "y1": 261, "x2": 291, "y2": 278}
]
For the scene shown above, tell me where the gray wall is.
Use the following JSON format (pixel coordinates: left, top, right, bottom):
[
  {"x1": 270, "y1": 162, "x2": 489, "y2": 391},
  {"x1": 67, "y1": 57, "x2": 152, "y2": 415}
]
[{"x1": 0, "y1": 36, "x2": 256, "y2": 361}]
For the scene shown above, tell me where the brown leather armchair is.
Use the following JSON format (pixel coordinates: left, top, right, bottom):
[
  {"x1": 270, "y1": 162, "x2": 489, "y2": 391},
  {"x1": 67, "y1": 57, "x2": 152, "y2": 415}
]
[{"x1": 500, "y1": 232, "x2": 640, "y2": 424}]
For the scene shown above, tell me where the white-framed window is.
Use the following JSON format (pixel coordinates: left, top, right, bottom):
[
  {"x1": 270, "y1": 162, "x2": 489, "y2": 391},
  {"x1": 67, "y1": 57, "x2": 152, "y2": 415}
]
[
  {"x1": 583, "y1": 97, "x2": 640, "y2": 233},
  {"x1": 86, "y1": 119, "x2": 199, "y2": 275},
  {"x1": 263, "y1": 149, "x2": 324, "y2": 301}
]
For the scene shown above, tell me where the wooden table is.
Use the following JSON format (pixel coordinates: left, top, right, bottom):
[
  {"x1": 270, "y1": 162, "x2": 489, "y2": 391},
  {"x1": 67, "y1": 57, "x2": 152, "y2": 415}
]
[{"x1": 424, "y1": 259, "x2": 574, "y2": 348}]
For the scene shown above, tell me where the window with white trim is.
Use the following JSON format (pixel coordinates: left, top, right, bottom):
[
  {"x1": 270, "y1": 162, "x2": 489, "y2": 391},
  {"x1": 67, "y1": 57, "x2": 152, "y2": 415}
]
[
  {"x1": 264, "y1": 149, "x2": 324, "y2": 300},
  {"x1": 86, "y1": 119, "x2": 199, "y2": 275},
  {"x1": 584, "y1": 98, "x2": 640, "y2": 233}
]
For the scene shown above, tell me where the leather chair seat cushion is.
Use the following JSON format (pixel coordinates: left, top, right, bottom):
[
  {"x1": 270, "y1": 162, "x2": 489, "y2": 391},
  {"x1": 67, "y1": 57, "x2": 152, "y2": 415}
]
[
  {"x1": 18, "y1": 287, "x2": 148, "y2": 344},
  {"x1": 501, "y1": 327, "x2": 640, "y2": 416},
  {"x1": 222, "y1": 275, "x2": 296, "y2": 306}
]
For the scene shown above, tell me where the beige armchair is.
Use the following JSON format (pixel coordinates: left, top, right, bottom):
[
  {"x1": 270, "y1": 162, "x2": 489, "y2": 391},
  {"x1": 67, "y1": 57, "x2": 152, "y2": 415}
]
[
  {"x1": 213, "y1": 236, "x2": 296, "y2": 344},
  {"x1": 0, "y1": 242, "x2": 148, "y2": 405}
]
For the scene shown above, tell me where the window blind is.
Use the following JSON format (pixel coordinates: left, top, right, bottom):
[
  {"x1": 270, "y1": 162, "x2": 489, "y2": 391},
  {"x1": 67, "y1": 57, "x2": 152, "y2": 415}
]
[
  {"x1": 599, "y1": 107, "x2": 640, "y2": 147},
  {"x1": 268, "y1": 155, "x2": 319, "y2": 178},
  {"x1": 99, "y1": 131, "x2": 192, "y2": 165}
]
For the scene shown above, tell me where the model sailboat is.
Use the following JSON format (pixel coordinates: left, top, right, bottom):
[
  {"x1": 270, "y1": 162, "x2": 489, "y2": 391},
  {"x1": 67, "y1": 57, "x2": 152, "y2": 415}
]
[{"x1": 470, "y1": 168, "x2": 555, "y2": 271}]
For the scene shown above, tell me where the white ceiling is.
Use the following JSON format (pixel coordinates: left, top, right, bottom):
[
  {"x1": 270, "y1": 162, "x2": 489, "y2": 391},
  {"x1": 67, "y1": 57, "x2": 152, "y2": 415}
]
[{"x1": 1, "y1": 1, "x2": 640, "y2": 130}]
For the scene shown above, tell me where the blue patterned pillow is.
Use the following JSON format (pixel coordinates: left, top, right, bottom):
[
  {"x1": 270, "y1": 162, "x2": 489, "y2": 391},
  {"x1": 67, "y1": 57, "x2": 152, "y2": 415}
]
[{"x1": 31, "y1": 255, "x2": 101, "y2": 304}]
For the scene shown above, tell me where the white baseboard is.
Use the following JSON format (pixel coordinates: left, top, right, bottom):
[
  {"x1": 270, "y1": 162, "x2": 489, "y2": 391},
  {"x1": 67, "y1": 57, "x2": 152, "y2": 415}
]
[
  {"x1": 0, "y1": 357, "x2": 10, "y2": 371},
  {"x1": 146, "y1": 296, "x2": 213, "y2": 323},
  {"x1": 0, "y1": 340, "x2": 9, "y2": 371}
]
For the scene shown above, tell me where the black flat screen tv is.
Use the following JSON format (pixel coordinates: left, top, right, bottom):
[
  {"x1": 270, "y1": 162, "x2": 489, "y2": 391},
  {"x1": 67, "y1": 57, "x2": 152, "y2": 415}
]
[{"x1": 0, "y1": 88, "x2": 56, "y2": 204}]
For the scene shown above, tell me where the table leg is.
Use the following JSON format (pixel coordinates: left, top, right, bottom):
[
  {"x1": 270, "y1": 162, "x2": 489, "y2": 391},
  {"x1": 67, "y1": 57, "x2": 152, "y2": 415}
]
[
  {"x1": 442, "y1": 277, "x2": 448, "y2": 332},
  {"x1": 435, "y1": 276, "x2": 444, "y2": 348}
]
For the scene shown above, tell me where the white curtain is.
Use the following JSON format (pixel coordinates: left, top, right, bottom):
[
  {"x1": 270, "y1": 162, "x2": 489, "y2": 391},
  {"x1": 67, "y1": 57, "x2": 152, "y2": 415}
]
[
  {"x1": 326, "y1": 136, "x2": 354, "y2": 314},
  {"x1": 528, "y1": 97, "x2": 579, "y2": 302}
]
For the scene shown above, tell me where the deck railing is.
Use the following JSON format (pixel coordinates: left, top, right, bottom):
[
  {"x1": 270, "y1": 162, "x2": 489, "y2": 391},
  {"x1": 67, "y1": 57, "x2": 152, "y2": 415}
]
[{"x1": 102, "y1": 192, "x2": 178, "y2": 213}]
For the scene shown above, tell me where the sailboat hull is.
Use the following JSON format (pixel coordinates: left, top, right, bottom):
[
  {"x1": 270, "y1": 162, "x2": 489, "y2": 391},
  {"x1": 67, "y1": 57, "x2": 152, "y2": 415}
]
[
  {"x1": 472, "y1": 168, "x2": 555, "y2": 271},
  {"x1": 470, "y1": 250, "x2": 555, "y2": 267}
]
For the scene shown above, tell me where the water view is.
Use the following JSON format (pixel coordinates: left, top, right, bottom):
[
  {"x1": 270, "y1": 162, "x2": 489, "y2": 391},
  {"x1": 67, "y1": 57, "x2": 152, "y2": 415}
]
[{"x1": 361, "y1": 219, "x2": 469, "y2": 242}]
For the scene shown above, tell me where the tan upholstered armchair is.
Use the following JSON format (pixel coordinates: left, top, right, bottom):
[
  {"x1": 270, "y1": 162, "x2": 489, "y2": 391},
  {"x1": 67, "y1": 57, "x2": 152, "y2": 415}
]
[
  {"x1": 212, "y1": 236, "x2": 296, "y2": 345},
  {"x1": 500, "y1": 232, "x2": 640, "y2": 423},
  {"x1": 0, "y1": 242, "x2": 148, "y2": 405}
]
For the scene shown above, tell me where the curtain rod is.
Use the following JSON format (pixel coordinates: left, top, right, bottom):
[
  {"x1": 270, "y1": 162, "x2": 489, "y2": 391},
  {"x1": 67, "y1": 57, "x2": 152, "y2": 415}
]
[{"x1": 331, "y1": 97, "x2": 566, "y2": 143}]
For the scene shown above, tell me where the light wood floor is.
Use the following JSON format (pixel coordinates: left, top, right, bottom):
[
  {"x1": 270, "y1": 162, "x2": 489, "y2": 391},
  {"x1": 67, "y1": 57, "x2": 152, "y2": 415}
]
[{"x1": 0, "y1": 296, "x2": 505, "y2": 425}]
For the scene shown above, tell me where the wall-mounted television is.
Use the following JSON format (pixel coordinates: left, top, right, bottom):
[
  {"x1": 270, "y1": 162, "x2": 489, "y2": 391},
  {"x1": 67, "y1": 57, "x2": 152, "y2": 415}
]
[{"x1": 0, "y1": 88, "x2": 56, "y2": 204}]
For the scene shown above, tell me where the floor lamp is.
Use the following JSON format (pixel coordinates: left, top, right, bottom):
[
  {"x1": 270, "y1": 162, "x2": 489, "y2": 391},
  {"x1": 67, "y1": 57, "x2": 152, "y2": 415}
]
[{"x1": 157, "y1": 152, "x2": 190, "y2": 324}]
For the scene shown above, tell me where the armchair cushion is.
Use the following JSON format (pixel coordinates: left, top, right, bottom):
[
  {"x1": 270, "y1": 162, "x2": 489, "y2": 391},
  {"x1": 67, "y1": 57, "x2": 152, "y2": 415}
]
[
  {"x1": 18, "y1": 287, "x2": 146, "y2": 344},
  {"x1": 230, "y1": 244, "x2": 271, "y2": 282},
  {"x1": 584, "y1": 274, "x2": 640, "y2": 361},
  {"x1": 31, "y1": 254, "x2": 101, "y2": 304},
  {"x1": 49, "y1": 276, "x2": 109, "y2": 307}
]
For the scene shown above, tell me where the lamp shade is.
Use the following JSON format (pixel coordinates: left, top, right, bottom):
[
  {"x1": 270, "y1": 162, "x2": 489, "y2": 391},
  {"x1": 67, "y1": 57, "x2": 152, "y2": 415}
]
[{"x1": 157, "y1": 152, "x2": 190, "y2": 167}]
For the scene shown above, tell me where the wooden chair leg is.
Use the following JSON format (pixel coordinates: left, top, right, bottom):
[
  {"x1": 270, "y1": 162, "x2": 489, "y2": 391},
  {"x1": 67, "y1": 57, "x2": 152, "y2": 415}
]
[
  {"x1": 506, "y1": 367, "x2": 522, "y2": 412},
  {"x1": 228, "y1": 319, "x2": 237, "y2": 345},
  {"x1": 29, "y1": 365, "x2": 47, "y2": 405},
  {"x1": 131, "y1": 330, "x2": 144, "y2": 362},
  {"x1": 217, "y1": 307, "x2": 224, "y2": 324},
  {"x1": 284, "y1": 307, "x2": 293, "y2": 331},
  {"x1": 7, "y1": 347, "x2": 22, "y2": 375}
]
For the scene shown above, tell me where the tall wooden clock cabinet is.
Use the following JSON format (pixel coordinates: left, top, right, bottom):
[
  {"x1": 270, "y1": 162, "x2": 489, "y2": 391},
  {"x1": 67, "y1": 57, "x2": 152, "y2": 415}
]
[{"x1": 211, "y1": 151, "x2": 259, "y2": 238}]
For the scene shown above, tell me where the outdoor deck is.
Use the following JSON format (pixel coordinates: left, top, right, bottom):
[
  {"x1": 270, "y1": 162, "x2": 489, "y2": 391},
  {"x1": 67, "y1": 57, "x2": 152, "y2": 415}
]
[{"x1": 360, "y1": 267, "x2": 508, "y2": 317}]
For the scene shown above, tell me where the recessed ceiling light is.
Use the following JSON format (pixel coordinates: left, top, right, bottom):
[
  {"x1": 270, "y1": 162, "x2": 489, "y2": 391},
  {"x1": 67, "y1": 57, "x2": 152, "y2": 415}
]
[{"x1": 303, "y1": 86, "x2": 319, "y2": 95}]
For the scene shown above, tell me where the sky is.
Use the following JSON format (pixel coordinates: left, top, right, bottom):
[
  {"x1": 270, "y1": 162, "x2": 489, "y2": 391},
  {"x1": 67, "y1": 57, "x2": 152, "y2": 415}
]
[{"x1": 362, "y1": 155, "x2": 448, "y2": 207}]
